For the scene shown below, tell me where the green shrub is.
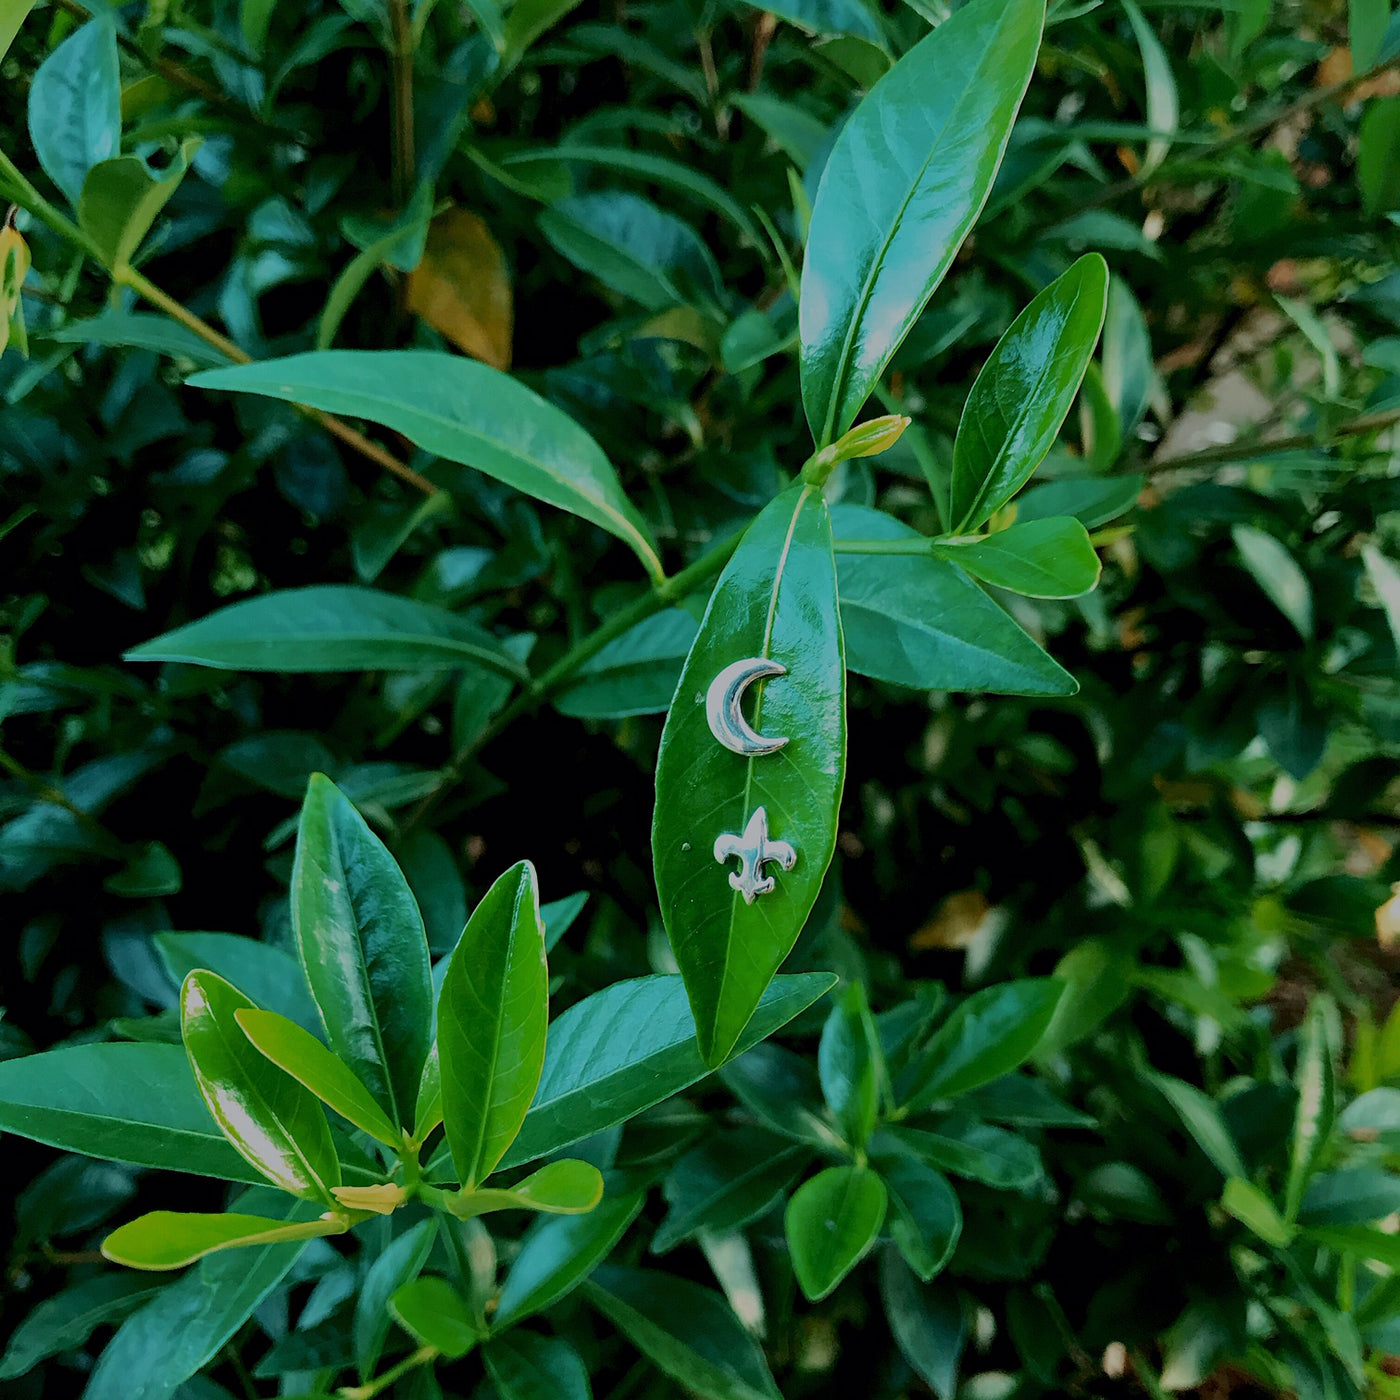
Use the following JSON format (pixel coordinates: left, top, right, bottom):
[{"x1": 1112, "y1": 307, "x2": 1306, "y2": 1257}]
[{"x1": 3, "y1": 0, "x2": 1400, "y2": 1396}]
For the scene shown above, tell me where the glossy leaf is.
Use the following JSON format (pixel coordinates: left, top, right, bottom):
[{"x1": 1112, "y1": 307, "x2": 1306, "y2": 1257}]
[
  {"x1": 484, "y1": 1332, "x2": 591, "y2": 1400},
  {"x1": 654, "y1": 485, "x2": 845, "y2": 1067},
  {"x1": 818, "y1": 983, "x2": 880, "y2": 1149},
  {"x1": 653, "y1": 1126, "x2": 810, "y2": 1253},
  {"x1": 28, "y1": 16, "x2": 120, "y2": 207},
  {"x1": 102, "y1": 1210, "x2": 347, "y2": 1271},
  {"x1": 1221, "y1": 1178, "x2": 1293, "y2": 1247},
  {"x1": 1359, "y1": 97, "x2": 1400, "y2": 216},
  {"x1": 235, "y1": 1008, "x2": 401, "y2": 1148},
  {"x1": 1015, "y1": 475, "x2": 1142, "y2": 529},
  {"x1": 1300, "y1": 1169, "x2": 1400, "y2": 1225},
  {"x1": 492, "y1": 973, "x2": 834, "y2": 1171},
  {"x1": 948, "y1": 255, "x2": 1108, "y2": 531},
  {"x1": 126, "y1": 585, "x2": 531, "y2": 678},
  {"x1": 1232, "y1": 525, "x2": 1313, "y2": 640},
  {"x1": 538, "y1": 192, "x2": 724, "y2": 313},
  {"x1": 747, "y1": 0, "x2": 880, "y2": 41},
  {"x1": 181, "y1": 971, "x2": 340, "y2": 1201},
  {"x1": 720, "y1": 1041, "x2": 840, "y2": 1148},
  {"x1": 1123, "y1": 0, "x2": 1178, "y2": 174},
  {"x1": 880, "y1": 1155, "x2": 962, "y2": 1282},
  {"x1": 834, "y1": 506, "x2": 1077, "y2": 695},
  {"x1": 1153, "y1": 1073, "x2": 1247, "y2": 1180},
  {"x1": 584, "y1": 1264, "x2": 782, "y2": 1400},
  {"x1": 879, "y1": 1122, "x2": 1042, "y2": 1190},
  {"x1": 84, "y1": 1190, "x2": 320, "y2": 1400},
  {"x1": 78, "y1": 139, "x2": 200, "y2": 272},
  {"x1": 292, "y1": 774, "x2": 434, "y2": 1131},
  {"x1": 491, "y1": 1180, "x2": 645, "y2": 1329},
  {"x1": 189, "y1": 353, "x2": 663, "y2": 583},
  {"x1": 0, "y1": 1042, "x2": 266, "y2": 1183},
  {"x1": 799, "y1": 0, "x2": 1043, "y2": 444},
  {"x1": 785, "y1": 1165, "x2": 887, "y2": 1301},
  {"x1": 554, "y1": 610, "x2": 698, "y2": 719},
  {"x1": 389, "y1": 1276, "x2": 479, "y2": 1359},
  {"x1": 452, "y1": 1158, "x2": 603, "y2": 1219},
  {"x1": 899, "y1": 979, "x2": 1065, "y2": 1111},
  {"x1": 355, "y1": 1218, "x2": 437, "y2": 1379},
  {"x1": 43, "y1": 308, "x2": 232, "y2": 364},
  {"x1": 439, "y1": 860, "x2": 548, "y2": 1187},
  {"x1": 1101, "y1": 277, "x2": 1154, "y2": 439},
  {"x1": 933, "y1": 518, "x2": 1100, "y2": 599}
]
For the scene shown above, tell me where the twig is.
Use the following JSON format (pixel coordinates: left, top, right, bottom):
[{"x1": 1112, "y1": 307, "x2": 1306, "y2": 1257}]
[{"x1": 388, "y1": 0, "x2": 417, "y2": 207}]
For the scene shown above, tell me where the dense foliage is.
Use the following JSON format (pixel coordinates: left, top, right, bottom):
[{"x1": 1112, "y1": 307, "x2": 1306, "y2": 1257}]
[{"x1": 5, "y1": 0, "x2": 1400, "y2": 1396}]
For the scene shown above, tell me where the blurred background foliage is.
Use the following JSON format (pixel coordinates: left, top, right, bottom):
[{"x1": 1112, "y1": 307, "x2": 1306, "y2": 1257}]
[{"x1": 6, "y1": 0, "x2": 1400, "y2": 1395}]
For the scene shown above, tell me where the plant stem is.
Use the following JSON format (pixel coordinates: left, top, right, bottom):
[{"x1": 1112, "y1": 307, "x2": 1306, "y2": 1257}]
[
  {"x1": 1088, "y1": 52, "x2": 1400, "y2": 210},
  {"x1": 1142, "y1": 405, "x2": 1400, "y2": 475},
  {"x1": 399, "y1": 531, "x2": 745, "y2": 837},
  {"x1": 338, "y1": 1346, "x2": 438, "y2": 1400},
  {"x1": 388, "y1": 0, "x2": 417, "y2": 208}
]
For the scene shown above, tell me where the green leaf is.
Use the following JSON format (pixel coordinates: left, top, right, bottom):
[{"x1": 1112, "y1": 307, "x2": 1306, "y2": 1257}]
[
  {"x1": 785, "y1": 1165, "x2": 887, "y2": 1301},
  {"x1": 355, "y1": 1218, "x2": 437, "y2": 1379},
  {"x1": 653, "y1": 1126, "x2": 810, "y2": 1253},
  {"x1": 102, "y1": 1210, "x2": 347, "y2": 1271},
  {"x1": 0, "y1": 0, "x2": 36, "y2": 63},
  {"x1": 1300, "y1": 1168, "x2": 1400, "y2": 1225},
  {"x1": 1304, "y1": 1223, "x2": 1400, "y2": 1269},
  {"x1": 291, "y1": 774, "x2": 434, "y2": 1131},
  {"x1": 1101, "y1": 278, "x2": 1154, "y2": 440},
  {"x1": 496, "y1": 973, "x2": 833, "y2": 1170},
  {"x1": 484, "y1": 1332, "x2": 591, "y2": 1400},
  {"x1": 584, "y1": 1264, "x2": 781, "y2": 1400},
  {"x1": 898, "y1": 979, "x2": 1065, "y2": 1111},
  {"x1": 28, "y1": 16, "x2": 120, "y2": 208},
  {"x1": 0, "y1": 1275, "x2": 158, "y2": 1381},
  {"x1": 1232, "y1": 524, "x2": 1313, "y2": 640},
  {"x1": 389, "y1": 1276, "x2": 479, "y2": 1360},
  {"x1": 491, "y1": 1181, "x2": 645, "y2": 1329},
  {"x1": 78, "y1": 139, "x2": 200, "y2": 273},
  {"x1": 1352, "y1": 0, "x2": 1389, "y2": 69},
  {"x1": 181, "y1": 970, "x2": 340, "y2": 1202},
  {"x1": 0, "y1": 1041, "x2": 267, "y2": 1183},
  {"x1": 126, "y1": 585, "x2": 531, "y2": 679},
  {"x1": 818, "y1": 983, "x2": 880, "y2": 1149},
  {"x1": 719, "y1": 1041, "x2": 839, "y2": 1148},
  {"x1": 1221, "y1": 1179, "x2": 1293, "y2": 1248},
  {"x1": 503, "y1": 0, "x2": 585, "y2": 62},
  {"x1": 438, "y1": 860, "x2": 548, "y2": 1188},
  {"x1": 879, "y1": 1251, "x2": 965, "y2": 1400},
  {"x1": 1015, "y1": 475, "x2": 1142, "y2": 529},
  {"x1": 1123, "y1": 0, "x2": 1178, "y2": 174},
  {"x1": 948, "y1": 256, "x2": 1109, "y2": 531},
  {"x1": 654, "y1": 485, "x2": 845, "y2": 1067},
  {"x1": 155, "y1": 932, "x2": 320, "y2": 1035},
  {"x1": 554, "y1": 610, "x2": 698, "y2": 719},
  {"x1": 744, "y1": 0, "x2": 881, "y2": 42},
  {"x1": 453, "y1": 1158, "x2": 604, "y2": 1218},
  {"x1": 880, "y1": 1155, "x2": 961, "y2": 1282},
  {"x1": 1285, "y1": 999, "x2": 1337, "y2": 1222},
  {"x1": 188, "y1": 352, "x2": 663, "y2": 582},
  {"x1": 833, "y1": 505, "x2": 1077, "y2": 696},
  {"x1": 878, "y1": 1121, "x2": 1041, "y2": 1190},
  {"x1": 1363, "y1": 544, "x2": 1400, "y2": 653},
  {"x1": 235, "y1": 1008, "x2": 401, "y2": 1148},
  {"x1": 538, "y1": 193, "x2": 723, "y2": 313},
  {"x1": 1153, "y1": 1073, "x2": 1247, "y2": 1180},
  {"x1": 84, "y1": 1190, "x2": 320, "y2": 1400},
  {"x1": 43, "y1": 308, "x2": 233, "y2": 364},
  {"x1": 798, "y1": 0, "x2": 1043, "y2": 445},
  {"x1": 933, "y1": 518, "x2": 1101, "y2": 599},
  {"x1": 1360, "y1": 97, "x2": 1400, "y2": 217}
]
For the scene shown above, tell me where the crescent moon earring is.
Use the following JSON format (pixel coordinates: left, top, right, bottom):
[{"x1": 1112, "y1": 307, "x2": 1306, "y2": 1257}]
[{"x1": 706, "y1": 658, "x2": 789, "y2": 756}]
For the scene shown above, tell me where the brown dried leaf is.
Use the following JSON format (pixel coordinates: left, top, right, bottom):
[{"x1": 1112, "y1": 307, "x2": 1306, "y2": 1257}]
[{"x1": 406, "y1": 208, "x2": 513, "y2": 370}]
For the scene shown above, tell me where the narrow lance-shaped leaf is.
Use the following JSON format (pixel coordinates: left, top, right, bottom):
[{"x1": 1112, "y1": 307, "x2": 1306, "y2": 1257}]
[
  {"x1": 654, "y1": 484, "x2": 845, "y2": 1067},
  {"x1": 932, "y1": 518, "x2": 1101, "y2": 599},
  {"x1": 188, "y1": 352, "x2": 663, "y2": 582},
  {"x1": 28, "y1": 16, "x2": 120, "y2": 208},
  {"x1": 180, "y1": 971, "x2": 341, "y2": 1202},
  {"x1": 126, "y1": 585, "x2": 531, "y2": 679},
  {"x1": 292, "y1": 774, "x2": 434, "y2": 1131},
  {"x1": 949, "y1": 255, "x2": 1109, "y2": 532},
  {"x1": 799, "y1": 0, "x2": 1044, "y2": 445},
  {"x1": 439, "y1": 860, "x2": 548, "y2": 1187},
  {"x1": 1285, "y1": 999, "x2": 1338, "y2": 1222}
]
